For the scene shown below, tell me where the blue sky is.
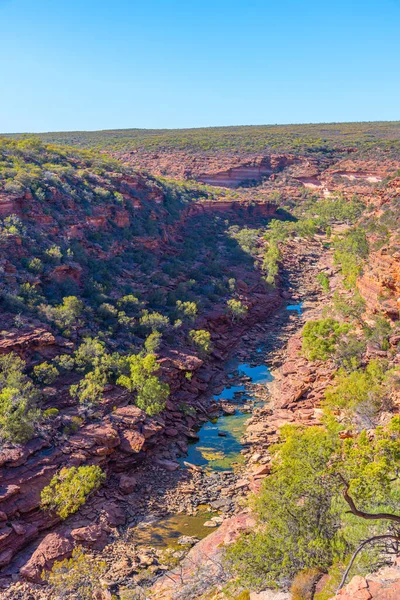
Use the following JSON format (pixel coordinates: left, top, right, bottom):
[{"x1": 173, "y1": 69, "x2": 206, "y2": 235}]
[{"x1": 0, "y1": 0, "x2": 399, "y2": 132}]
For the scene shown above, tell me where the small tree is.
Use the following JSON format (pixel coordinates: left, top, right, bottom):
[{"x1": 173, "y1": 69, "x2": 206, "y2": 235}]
[
  {"x1": 189, "y1": 329, "x2": 213, "y2": 357},
  {"x1": 302, "y1": 318, "x2": 349, "y2": 361},
  {"x1": 0, "y1": 353, "x2": 41, "y2": 443},
  {"x1": 70, "y1": 367, "x2": 107, "y2": 406},
  {"x1": 41, "y1": 465, "x2": 106, "y2": 519},
  {"x1": 117, "y1": 353, "x2": 169, "y2": 416},
  {"x1": 44, "y1": 296, "x2": 84, "y2": 332},
  {"x1": 227, "y1": 299, "x2": 248, "y2": 322},
  {"x1": 33, "y1": 362, "x2": 59, "y2": 385},
  {"x1": 176, "y1": 300, "x2": 198, "y2": 323}
]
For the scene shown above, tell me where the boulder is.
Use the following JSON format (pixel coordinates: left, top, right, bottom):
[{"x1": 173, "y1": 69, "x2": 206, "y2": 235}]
[
  {"x1": 119, "y1": 473, "x2": 138, "y2": 494},
  {"x1": 21, "y1": 532, "x2": 74, "y2": 582}
]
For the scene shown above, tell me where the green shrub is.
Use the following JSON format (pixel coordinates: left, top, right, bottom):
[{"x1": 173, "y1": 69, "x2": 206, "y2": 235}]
[
  {"x1": 41, "y1": 465, "x2": 106, "y2": 519},
  {"x1": 43, "y1": 407, "x2": 59, "y2": 419},
  {"x1": 33, "y1": 362, "x2": 59, "y2": 385},
  {"x1": 70, "y1": 367, "x2": 107, "y2": 406},
  {"x1": 139, "y1": 310, "x2": 170, "y2": 332},
  {"x1": 227, "y1": 298, "x2": 248, "y2": 321},
  {"x1": 43, "y1": 296, "x2": 84, "y2": 331},
  {"x1": 316, "y1": 273, "x2": 330, "y2": 293},
  {"x1": 302, "y1": 318, "x2": 349, "y2": 361},
  {"x1": 117, "y1": 353, "x2": 169, "y2": 416},
  {"x1": 176, "y1": 300, "x2": 198, "y2": 322},
  {"x1": 0, "y1": 353, "x2": 41, "y2": 443},
  {"x1": 324, "y1": 359, "x2": 387, "y2": 419},
  {"x1": 189, "y1": 329, "x2": 213, "y2": 356}
]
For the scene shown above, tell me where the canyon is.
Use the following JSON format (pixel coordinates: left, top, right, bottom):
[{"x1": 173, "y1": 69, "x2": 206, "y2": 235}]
[{"x1": 0, "y1": 130, "x2": 399, "y2": 599}]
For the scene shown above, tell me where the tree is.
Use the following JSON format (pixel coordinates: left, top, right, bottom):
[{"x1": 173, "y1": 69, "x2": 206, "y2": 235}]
[
  {"x1": 189, "y1": 329, "x2": 213, "y2": 357},
  {"x1": 226, "y1": 425, "x2": 340, "y2": 589},
  {"x1": 262, "y1": 242, "x2": 281, "y2": 285},
  {"x1": 33, "y1": 361, "x2": 59, "y2": 385},
  {"x1": 74, "y1": 337, "x2": 106, "y2": 371},
  {"x1": 302, "y1": 318, "x2": 349, "y2": 361},
  {"x1": 43, "y1": 296, "x2": 84, "y2": 332},
  {"x1": 117, "y1": 353, "x2": 169, "y2": 416},
  {"x1": 0, "y1": 353, "x2": 41, "y2": 443},
  {"x1": 176, "y1": 300, "x2": 198, "y2": 322},
  {"x1": 41, "y1": 465, "x2": 106, "y2": 519},
  {"x1": 227, "y1": 299, "x2": 248, "y2": 321},
  {"x1": 226, "y1": 417, "x2": 400, "y2": 591},
  {"x1": 70, "y1": 366, "x2": 107, "y2": 406}
]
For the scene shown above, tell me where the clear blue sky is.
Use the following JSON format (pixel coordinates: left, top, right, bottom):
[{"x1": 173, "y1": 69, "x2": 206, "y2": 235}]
[{"x1": 1, "y1": 0, "x2": 399, "y2": 132}]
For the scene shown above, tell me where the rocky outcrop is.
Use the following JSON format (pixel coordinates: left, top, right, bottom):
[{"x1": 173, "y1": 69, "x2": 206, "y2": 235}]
[
  {"x1": 357, "y1": 238, "x2": 400, "y2": 321},
  {"x1": 329, "y1": 564, "x2": 400, "y2": 599}
]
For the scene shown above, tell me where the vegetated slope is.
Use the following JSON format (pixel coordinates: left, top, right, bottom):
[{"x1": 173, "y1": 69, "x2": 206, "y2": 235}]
[
  {"x1": 6, "y1": 121, "x2": 400, "y2": 155},
  {"x1": 1, "y1": 133, "x2": 400, "y2": 600},
  {"x1": 0, "y1": 138, "x2": 281, "y2": 582}
]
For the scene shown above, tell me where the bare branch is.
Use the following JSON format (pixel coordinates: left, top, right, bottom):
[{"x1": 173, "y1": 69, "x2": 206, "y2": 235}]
[
  {"x1": 337, "y1": 474, "x2": 400, "y2": 524},
  {"x1": 338, "y1": 534, "x2": 400, "y2": 592}
]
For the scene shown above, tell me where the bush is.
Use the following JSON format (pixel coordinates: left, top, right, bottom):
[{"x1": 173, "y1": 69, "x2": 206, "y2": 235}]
[
  {"x1": 227, "y1": 299, "x2": 248, "y2": 321},
  {"x1": 33, "y1": 362, "x2": 59, "y2": 385},
  {"x1": 0, "y1": 353, "x2": 41, "y2": 443},
  {"x1": 74, "y1": 337, "x2": 106, "y2": 371},
  {"x1": 43, "y1": 546, "x2": 107, "y2": 599},
  {"x1": 316, "y1": 273, "x2": 330, "y2": 293},
  {"x1": 43, "y1": 296, "x2": 84, "y2": 331},
  {"x1": 117, "y1": 353, "x2": 169, "y2": 416},
  {"x1": 70, "y1": 367, "x2": 107, "y2": 406},
  {"x1": 41, "y1": 465, "x2": 106, "y2": 519},
  {"x1": 43, "y1": 407, "x2": 59, "y2": 419},
  {"x1": 189, "y1": 329, "x2": 213, "y2": 356},
  {"x1": 176, "y1": 300, "x2": 198, "y2": 322},
  {"x1": 144, "y1": 331, "x2": 162, "y2": 354},
  {"x1": 324, "y1": 359, "x2": 387, "y2": 421},
  {"x1": 302, "y1": 318, "x2": 349, "y2": 361},
  {"x1": 139, "y1": 310, "x2": 170, "y2": 332}
]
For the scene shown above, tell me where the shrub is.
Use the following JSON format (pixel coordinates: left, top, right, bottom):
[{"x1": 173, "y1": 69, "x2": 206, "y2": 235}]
[
  {"x1": 316, "y1": 273, "x2": 330, "y2": 293},
  {"x1": 43, "y1": 296, "x2": 84, "y2": 331},
  {"x1": 302, "y1": 318, "x2": 349, "y2": 361},
  {"x1": 0, "y1": 353, "x2": 41, "y2": 443},
  {"x1": 43, "y1": 546, "x2": 107, "y2": 599},
  {"x1": 324, "y1": 359, "x2": 387, "y2": 420},
  {"x1": 70, "y1": 367, "x2": 107, "y2": 406},
  {"x1": 44, "y1": 245, "x2": 63, "y2": 263},
  {"x1": 334, "y1": 334, "x2": 366, "y2": 371},
  {"x1": 176, "y1": 300, "x2": 198, "y2": 322},
  {"x1": 33, "y1": 362, "x2": 59, "y2": 385},
  {"x1": 74, "y1": 337, "x2": 106, "y2": 371},
  {"x1": 227, "y1": 299, "x2": 248, "y2": 321},
  {"x1": 43, "y1": 407, "x2": 59, "y2": 419},
  {"x1": 117, "y1": 353, "x2": 169, "y2": 416},
  {"x1": 41, "y1": 465, "x2": 106, "y2": 519},
  {"x1": 27, "y1": 257, "x2": 44, "y2": 274},
  {"x1": 144, "y1": 331, "x2": 162, "y2": 354},
  {"x1": 189, "y1": 329, "x2": 213, "y2": 356},
  {"x1": 139, "y1": 310, "x2": 170, "y2": 332}
]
